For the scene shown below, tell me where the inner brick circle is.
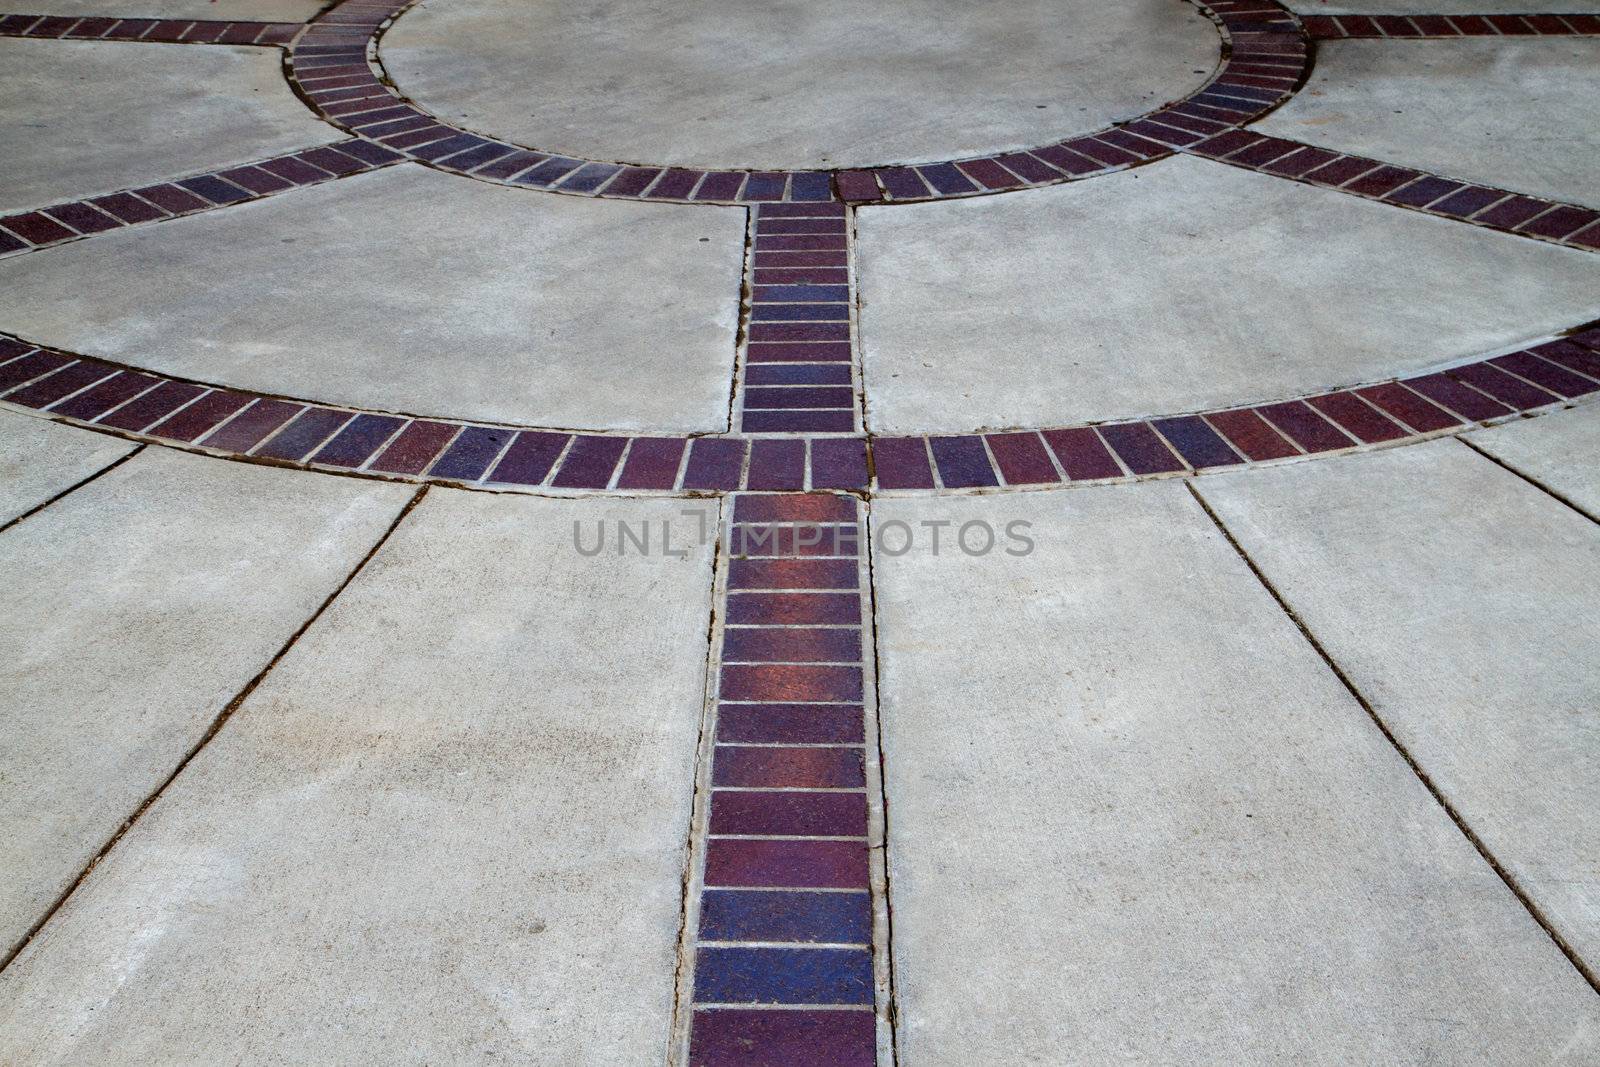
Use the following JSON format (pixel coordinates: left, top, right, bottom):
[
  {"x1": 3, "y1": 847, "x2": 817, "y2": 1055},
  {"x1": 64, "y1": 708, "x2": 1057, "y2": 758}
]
[{"x1": 379, "y1": 0, "x2": 1222, "y2": 171}]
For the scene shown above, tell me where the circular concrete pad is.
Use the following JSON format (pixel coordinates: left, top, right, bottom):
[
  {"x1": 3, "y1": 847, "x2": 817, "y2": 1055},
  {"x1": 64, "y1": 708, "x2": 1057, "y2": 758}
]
[{"x1": 382, "y1": 0, "x2": 1220, "y2": 170}]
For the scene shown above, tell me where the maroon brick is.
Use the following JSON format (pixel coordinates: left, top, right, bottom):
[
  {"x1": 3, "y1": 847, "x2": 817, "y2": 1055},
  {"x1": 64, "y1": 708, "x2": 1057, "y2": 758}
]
[
  {"x1": 1410, "y1": 15, "x2": 1457, "y2": 36},
  {"x1": 743, "y1": 385, "x2": 853, "y2": 409},
  {"x1": 1041, "y1": 426, "x2": 1122, "y2": 480},
  {"x1": 1099, "y1": 422, "x2": 1183, "y2": 474},
  {"x1": 1446, "y1": 14, "x2": 1495, "y2": 33},
  {"x1": 1355, "y1": 382, "x2": 1461, "y2": 432},
  {"x1": 871, "y1": 437, "x2": 934, "y2": 489},
  {"x1": 1, "y1": 212, "x2": 75, "y2": 245},
  {"x1": 1402, "y1": 373, "x2": 1511, "y2": 421},
  {"x1": 7, "y1": 361, "x2": 116, "y2": 409},
  {"x1": 1475, "y1": 195, "x2": 1552, "y2": 230},
  {"x1": 1302, "y1": 155, "x2": 1378, "y2": 187},
  {"x1": 747, "y1": 323, "x2": 849, "y2": 344},
  {"x1": 311, "y1": 413, "x2": 406, "y2": 467},
  {"x1": 729, "y1": 523, "x2": 860, "y2": 558},
  {"x1": 713, "y1": 745, "x2": 865, "y2": 788},
  {"x1": 647, "y1": 167, "x2": 702, "y2": 199},
  {"x1": 201, "y1": 399, "x2": 301, "y2": 452},
  {"x1": 1373, "y1": 15, "x2": 1421, "y2": 36},
  {"x1": 728, "y1": 558, "x2": 858, "y2": 591},
  {"x1": 994, "y1": 152, "x2": 1062, "y2": 183},
  {"x1": 722, "y1": 627, "x2": 861, "y2": 663},
  {"x1": 88, "y1": 192, "x2": 166, "y2": 224},
  {"x1": 722, "y1": 663, "x2": 862, "y2": 703},
  {"x1": 255, "y1": 406, "x2": 353, "y2": 460},
  {"x1": 984, "y1": 432, "x2": 1059, "y2": 485},
  {"x1": 741, "y1": 410, "x2": 853, "y2": 433},
  {"x1": 1030, "y1": 143, "x2": 1103, "y2": 175},
  {"x1": 103, "y1": 17, "x2": 157, "y2": 38},
  {"x1": 703, "y1": 839, "x2": 867, "y2": 889},
  {"x1": 1490, "y1": 352, "x2": 1598, "y2": 398},
  {"x1": 956, "y1": 158, "x2": 1024, "y2": 190},
  {"x1": 27, "y1": 15, "x2": 78, "y2": 36},
  {"x1": 487, "y1": 430, "x2": 571, "y2": 485},
  {"x1": 832, "y1": 170, "x2": 878, "y2": 202},
  {"x1": 217, "y1": 165, "x2": 293, "y2": 194},
  {"x1": 615, "y1": 436, "x2": 687, "y2": 489},
  {"x1": 1263, "y1": 146, "x2": 1340, "y2": 177},
  {"x1": 1528, "y1": 339, "x2": 1600, "y2": 381},
  {"x1": 1446, "y1": 362, "x2": 1558, "y2": 410},
  {"x1": 473, "y1": 151, "x2": 547, "y2": 180},
  {"x1": 66, "y1": 16, "x2": 116, "y2": 37},
  {"x1": 716, "y1": 703, "x2": 864, "y2": 744},
  {"x1": 368, "y1": 420, "x2": 459, "y2": 474},
  {"x1": 176, "y1": 175, "x2": 251, "y2": 204},
  {"x1": 689, "y1": 1008, "x2": 874, "y2": 1067},
  {"x1": 710, "y1": 790, "x2": 867, "y2": 836},
  {"x1": 259, "y1": 155, "x2": 338, "y2": 185},
  {"x1": 550, "y1": 434, "x2": 627, "y2": 488},
  {"x1": 1189, "y1": 129, "x2": 1263, "y2": 159},
  {"x1": 1254, "y1": 401, "x2": 1354, "y2": 452},
  {"x1": 49, "y1": 370, "x2": 158, "y2": 420},
  {"x1": 725, "y1": 593, "x2": 860, "y2": 626},
  {"x1": 1518, "y1": 205, "x2": 1600, "y2": 240},
  {"x1": 1306, "y1": 391, "x2": 1407, "y2": 443},
  {"x1": 746, "y1": 342, "x2": 851, "y2": 362},
  {"x1": 734, "y1": 493, "x2": 857, "y2": 523},
  {"x1": 0, "y1": 350, "x2": 68, "y2": 393},
  {"x1": 1228, "y1": 136, "x2": 1301, "y2": 169},
  {"x1": 1344, "y1": 166, "x2": 1423, "y2": 198},
  {"x1": 112, "y1": 382, "x2": 215, "y2": 434},
  {"x1": 1568, "y1": 223, "x2": 1600, "y2": 250},
  {"x1": 1486, "y1": 14, "x2": 1536, "y2": 34}
]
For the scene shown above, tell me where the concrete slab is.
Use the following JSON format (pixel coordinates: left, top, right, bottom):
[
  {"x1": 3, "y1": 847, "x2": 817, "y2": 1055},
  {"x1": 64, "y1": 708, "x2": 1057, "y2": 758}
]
[
  {"x1": 0, "y1": 38, "x2": 339, "y2": 215},
  {"x1": 18, "y1": 0, "x2": 325, "y2": 18},
  {"x1": 1469, "y1": 406, "x2": 1600, "y2": 516},
  {"x1": 0, "y1": 167, "x2": 745, "y2": 432},
  {"x1": 0, "y1": 490, "x2": 715, "y2": 1064},
  {"x1": 1257, "y1": 38, "x2": 1600, "y2": 210},
  {"x1": 1286, "y1": 0, "x2": 1600, "y2": 14},
  {"x1": 857, "y1": 156, "x2": 1600, "y2": 433},
  {"x1": 0, "y1": 447, "x2": 410, "y2": 957},
  {"x1": 382, "y1": 0, "x2": 1218, "y2": 170},
  {"x1": 0, "y1": 409, "x2": 135, "y2": 525},
  {"x1": 870, "y1": 485, "x2": 1600, "y2": 1063},
  {"x1": 1197, "y1": 440, "x2": 1600, "y2": 973}
]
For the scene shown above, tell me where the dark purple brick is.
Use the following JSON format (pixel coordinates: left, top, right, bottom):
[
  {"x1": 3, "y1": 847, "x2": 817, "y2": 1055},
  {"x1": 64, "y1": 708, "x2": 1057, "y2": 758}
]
[
  {"x1": 788, "y1": 172, "x2": 833, "y2": 201},
  {"x1": 428, "y1": 426, "x2": 515, "y2": 480},
  {"x1": 693, "y1": 171, "x2": 745, "y2": 201},
  {"x1": 7, "y1": 361, "x2": 116, "y2": 409},
  {"x1": 693, "y1": 946, "x2": 872, "y2": 1005},
  {"x1": 688, "y1": 1008, "x2": 875, "y2": 1067},
  {"x1": 1519, "y1": 205, "x2": 1600, "y2": 240},
  {"x1": 1384, "y1": 175, "x2": 1463, "y2": 208},
  {"x1": 716, "y1": 702, "x2": 864, "y2": 743},
  {"x1": 559, "y1": 162, "x2": 622, "y2": 193},
  {"x1": 745, "y1": 439, "x2": 806, "y2": 490},
  {"x1": 709, "y1": 790, "x2": 866, "y2": 836},
  {"x1": 809, "y1": 437, "x2": 869, "y2": 490},
  {"x1": 1490, "y1": 352, "x2": 1598, "y2": 398},
  {"x1": 741, "y1": 410, "x2": 854, "y2": 432},
  {"x1": 259, "y1": 155, "x2": 338, "y2": 185},
  {"x1": 0, "y1": 350, "x2": 68, "y2": 393},
  {"x1": 1151, "y1": 415, "x2": 1242, "y2": 468},
  {"x1": 929, "y1": 435, "x2": 998, "y2": 487},
  {"x1": 42, "y1": 202, "x2": 120, "y2": 234},
  {"x1": 647, "y1": 168, "x2": 702, "y2": 199},
  {"x1": 615, "y1": 436, "x2": 686, "y2": 490},
  {"x1": 1402, "y1": 373, "x2": 1511, "y2": 421},
  {"x1": 877, "y1": 167, "x2": 930, "y2": 199},
  {"x1": 1355, "y1": 383, "x2": 1461, "y2": 433},
  {"x1": 201, "y1": 399, "x2": 302, "y2": 452},
  {"x1": 254, "y1": 407, "x2": 353, "y2": 460},
  {"x1": 86, "y1": 192, "x2": 165, "y2": 224},
  {"x1": 1445, "y1": 362, "x2": 1558, "y2": 411},
  {"x1": 1099, "y1": 422, "x2": 1184, "y2": 474},
  {"x1": 486, "y1": 430, "x2": 571, "y2": 485},
  {"x1": 1475, "y1": 195, "x2": 1552, "y2": 230},
  {"x1": 722, "y1": 627, "x2": 860, "y2": 664},
  {"x1": 473, "y1": 151, "x2": 546, "y2": 180},
  {"x1": 124, "y1": 384, "x2": 225, "y2": 436},
  {"x1": 916, "y1": 162, "x2": 979, "y2": 195},
  {"x1": 683, "y1": 438, "x2": 748, "y2": 490},
  {"x1": 50, "y1": 370, "x2": 158, "y2": 420},
  {"x1": 871, "y1": 437, "x2": 934, "y2": 489},
  {"x1": 1344, "y1": 166, "x2": 1423, "y2": 198},
  {"x1": 311, "y1": 413, "x2": 405, "y2": 467},
  {"x1": 217, "y1": 165, "x2": 293, "y2": 194},
  {"x1": 1430, "y1": 185, "x2": 1507, "y2": 218},
  {"x1": 297, "y1": 146, "x2": 369, "y2": 175},
  {"x1": 745, "y1": 364, "x2": 850, "y2": 385},
  {"x1": 1302, "y1": 155, "x2": 1379, "y2": 187},
  {"x1": 551, "y1": 434, "x2": 627, "y2": 488},
  {"x1": 698, "y1": 888, "x2": 870, "y2": 944}
]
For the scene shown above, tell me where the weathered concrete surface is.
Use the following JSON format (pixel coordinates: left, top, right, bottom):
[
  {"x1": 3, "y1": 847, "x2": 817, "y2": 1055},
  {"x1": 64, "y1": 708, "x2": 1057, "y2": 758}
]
[
  {"x1": 858, "y1": 156, "x2": 1600, "y2": 433},
  {"x1": 1258, "y1": 38, "x2": 1600, "y2": 210},
  {"x1": 0, "y1": 408, "x2": 135, "y2": 525},
  {"x1": 383, "y1": 0, "x2": 1218, "y2": 170},
  {"x1": 870, "y1": 486, "x2": 1600, "y2": 1064},
  {"x1": 1469, "y1": 406, "x2": 1600, "y2": 516},
  {"x1": 0, "y1": 39, "x2": 339, "y2": 215},
  {"x1": 1285, "y1": 0, "x2": 1600, "y2": 13},
  {"x1": 20, "y1": 0, "x2": 325, "y2": 18},
  {"x1": 0, "y1": 167, "x2": 745, "y2": 432},
  {"x1": 0, "y1": 490, "x2": 715, "y2": 1064},
  {"x1": 0, "y1": 448, "x2": 410, "y2": 958},
  {"x1": 1197, "y1": 440, "x2": 1600, "y2": 974}
]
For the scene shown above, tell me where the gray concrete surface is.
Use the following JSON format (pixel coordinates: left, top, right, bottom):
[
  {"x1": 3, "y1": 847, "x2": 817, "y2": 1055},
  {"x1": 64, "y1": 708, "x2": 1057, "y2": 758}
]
[
  {"x1": 0, "y1": 448, "x2": 410, "y2": 958},
  {"x1": 382, "y1": 0, "x2": 1218, "y2": 170},
  {"x1": 0, "y1": 409, "x2": 135, "y2": 525},
  {"x1": 0, "y1": 39, "x2": 339, "y2": 215},
  {"x1": 0, "y1": 167, "x2": 745, "y2": 432},
  {"x1": 1258, "y1": 38, "x2": 1600, "y2": 210},
  {"x1": 857, "y1": 156, "x2": 1600, "y2": 433},
  {"x1": 870, "y1": 485, "x2": 1600, "y2": 1063},
  {"x1": 19, "y1": 0, "x2": 325, "y2": 17},
  {"x1": 1197, "y1": 440, "x2": 1600, "y2": 974},
  {"x1": 0, "y1": 489, "x2": 714, "y2": 1064},
  {"x1": 1469, "y1": 406, "x2": 1600, "y2": 516}
]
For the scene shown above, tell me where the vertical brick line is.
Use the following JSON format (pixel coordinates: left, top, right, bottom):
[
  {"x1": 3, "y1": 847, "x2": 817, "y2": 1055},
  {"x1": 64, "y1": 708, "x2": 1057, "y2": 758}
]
[{"x1": 676, "y1": 493, "x2": 885, "y2": 1066}]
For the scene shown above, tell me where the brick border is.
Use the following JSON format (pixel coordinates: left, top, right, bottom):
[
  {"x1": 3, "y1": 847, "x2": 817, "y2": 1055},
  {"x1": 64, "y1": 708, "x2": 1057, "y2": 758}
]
[
  {"x1": 4, "y1": 324, "x2": 1597, "y2": 495},
  {"x1": 1302, "y1": 12, "x2": 1600, "y2": 38},
  {"x1": 1186, "y1": 131, "x2": 1600, "y2": 252},
  {"x1": 677, "y1": 493, "x2": 887, "y2": 1065},
  {"x1": 0, "y1": 140, "x2": 401, "y2": 258},
  {"x1": 0, "y1": 12, "x2": 300, "y2": 44},
  {"x1": 277, "y1": 0, "x2": 1309, "y2": 206}
]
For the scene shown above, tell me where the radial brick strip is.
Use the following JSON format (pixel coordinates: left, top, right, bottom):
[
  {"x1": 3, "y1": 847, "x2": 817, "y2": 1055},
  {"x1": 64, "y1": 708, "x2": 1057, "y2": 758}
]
[
  {"x1": 0, "y1": 13, "x2": 301, "y2": 43},
  {"x1": 685, "y1": 493, "x2": 881, "y2": 1066},
  {"x1": 1302, "y1": 12, "x2": 1600, "y2": 38},
  {"x1": 282, "y1": 0, "x2": 1310, "y2": 205},
  {"x1": 0, "y1": 141, "x2": 402, "y2": 258},
  {"x1": 1185, "y1": 132, "x2": 1600, "y2": 252},
  {"x1": 6, "y1": 324, "x2": 1600, "y2": 493},
  {"x1": 739, "y1": 204, "x2": 860, "y2": 434}
]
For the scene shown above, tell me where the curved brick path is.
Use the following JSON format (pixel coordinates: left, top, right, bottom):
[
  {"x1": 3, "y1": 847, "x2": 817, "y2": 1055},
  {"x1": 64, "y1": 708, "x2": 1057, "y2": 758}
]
[{"x1": 2, "y1": 2, "x2": 1600, "y2": 1063}]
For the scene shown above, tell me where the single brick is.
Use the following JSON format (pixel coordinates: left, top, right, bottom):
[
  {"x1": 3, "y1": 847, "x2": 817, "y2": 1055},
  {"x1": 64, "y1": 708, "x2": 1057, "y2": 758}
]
[{"x1": 713, "y1": 745, "x2": 865, "y2": 788}]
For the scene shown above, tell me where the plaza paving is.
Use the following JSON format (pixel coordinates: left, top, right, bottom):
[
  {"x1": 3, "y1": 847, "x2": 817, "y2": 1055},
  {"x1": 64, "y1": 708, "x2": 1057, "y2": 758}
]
[{"x1": 0, "y1": 0, "x2": 1598, "y2": 1063}]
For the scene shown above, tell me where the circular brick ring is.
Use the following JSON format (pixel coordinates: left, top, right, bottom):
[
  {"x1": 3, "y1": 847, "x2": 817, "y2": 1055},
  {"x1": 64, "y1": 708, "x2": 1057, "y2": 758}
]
[
  {"x1": 4, "y1": 321, "x2": 1597, "y2": 496},
  {"x1": 286, "y1": 0, "x2": 1309, "y2": 205}
]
